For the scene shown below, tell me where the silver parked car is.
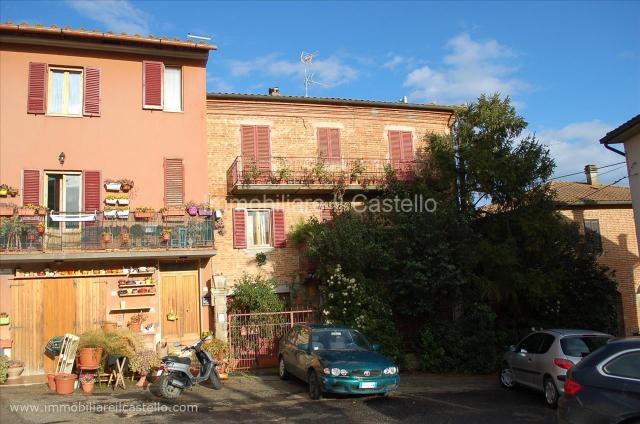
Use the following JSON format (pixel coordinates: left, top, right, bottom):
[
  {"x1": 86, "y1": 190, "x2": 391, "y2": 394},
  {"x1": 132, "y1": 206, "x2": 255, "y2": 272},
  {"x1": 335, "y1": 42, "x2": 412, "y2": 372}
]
[{"x1": 499, "y1": 329, "x2": 612, "y2": 407}]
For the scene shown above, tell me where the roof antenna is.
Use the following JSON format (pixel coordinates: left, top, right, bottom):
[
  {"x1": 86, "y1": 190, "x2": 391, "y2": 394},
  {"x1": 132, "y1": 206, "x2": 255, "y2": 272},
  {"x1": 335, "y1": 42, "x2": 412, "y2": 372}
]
[
  {"x1": 187, "y1": 33, "x2": 212, "y2": 41},
  {"x1": 300, "y1": 51, "x2": 326, "y2": 97}
]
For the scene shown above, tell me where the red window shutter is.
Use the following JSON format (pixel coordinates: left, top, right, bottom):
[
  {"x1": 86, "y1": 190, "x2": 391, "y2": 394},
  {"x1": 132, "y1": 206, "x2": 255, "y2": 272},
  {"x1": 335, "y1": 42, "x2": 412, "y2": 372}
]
[
  {"x1": 317, "y1": 128, "x2": 329, "y2": 158},
  {"x1": 83, "y1": 67, "x2": 101, "y2": 116},
  {"x1": 164, "y1": 158, "x2": 184, "y2": 205},
  {"x1": 83, "y1": 171, "x2": 101, "y2": 212},
  {"x1": 143, "y1": 60, "x2": 163, "y2": 109},
  {"x1": 22, "y1": 169, "x2": 40, "y2": 206},
  {"x1": 329, "y1": 129, "x2": 341, "y2": 162},
  {"x1": 232, "y1": 209, "x2": 247, "y2": 249},
  {"x1": 321, "y1": 207, "x2": 333, "y2": 222},
  {"x1": 389, "y1": 131, "x2": 402, "y2": 162},
  {"x1": 272, "y1": 209, "x2": 286, "y2": 248},
  {"x1": 256, "y1": 126, "x2": 271, "y2": 173},
  {"x1": 401, "y1": 131, "x2": 413, "y2": 161},
  {"x1": 27, "y1": 62, "x2": 47, "y2": 114}
]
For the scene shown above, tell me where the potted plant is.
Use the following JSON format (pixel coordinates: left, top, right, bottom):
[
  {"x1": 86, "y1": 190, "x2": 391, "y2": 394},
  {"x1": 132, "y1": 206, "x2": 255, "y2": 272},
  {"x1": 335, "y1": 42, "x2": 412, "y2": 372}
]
[
  {"x1": 119, "y1": 178, "x2": 134, "y2": 193},
  {"x1": 116, "y1": 207, "x2": 129, "y2": 219},
  {"x1": 36, "y1": 222, "x2": 45, "y2": 234},
  {"x1": 104, "y1": 179, "x2": 121, "y2": 191},
  {"x1": 202, "y1": 339, "x2": 230, "y2": 380},
  {"x1": 36, "y1": 205, "x2": 47, "y2": 216},
  {"x1": 312, "y1": 160, "x2": 330, "y2": 184},
  {"x1": 130, "y1": 349, "x2": 160, "y2": 387},
  {"x1": 120, "y1": 232, "x2": 130, "y2": 244},
  {"x1": 186, "y1": 201, "x2": 199, "y2": 216},
  {"x1": 78, "y1": 330, "x2": 105, "y2": 368},
  {"x1": 105, "y1": 195, "x2": 118, "y2": 206},
  {"x1": 8, "y1": 187, "x2": 18, "y2": 197},
  {"x1": 127, "y1": 312, "x2": 147, "y2": 332},
  {"x1": 117, "y1": 194, "x2": 129, "y2": 206},
  {"x1": 0, "y1": 313, "x2": 9, "y2": 326},
  {"x1": 160, "y1": 228, "x2": 171, "y2": 242},
  {"x1": 350, "y1": 159, "x2": 366, "y2": 183},
  {"x1": 54, "y1": 373, "x2": 77, "y2": 394},
  {"x1": 161, "y1": 206, "x2": 184, "y2": 218},
  {"x1": 103, "y1": 208, "x2": 117, "y2": 219},
  {"x1": 242, "y1": 162, "x2": 262, "y2": 184},
  {"x1": 166, "y1": 310, "x2": 178, "y2": 321},
  {"x1": 17, "y1": 204, "x2": 37, "y2": 216},
  {"x1": 0, "y1": 184, "x2": 8, "y2": 196},
  {"x1": 79, "y1": 373, "x2": 96, "y2": 395},
  {"x1": 0, "y1": 203, "x2": 14, "y2": 217},
  {"x1": 134, "y1": 206, "x2": 154, "y2": 220},
  {"x1": 277, "y1": 158, "x2": 293, "y2": 183},
  {"x1": 6, "y1": 360, "x2": 24, "y2": 380},
  {"x1": 197, "y1": 203, "x2": 213, "y2": 216},
  {"x1": 101, "y1": 230, "x2": 112, "y2": 243}
]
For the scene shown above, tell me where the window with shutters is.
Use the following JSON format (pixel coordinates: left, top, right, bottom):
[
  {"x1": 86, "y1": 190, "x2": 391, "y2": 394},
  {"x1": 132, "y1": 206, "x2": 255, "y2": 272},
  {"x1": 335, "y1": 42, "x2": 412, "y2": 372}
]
[
  {"x1": 317, "y1": 128, "x2": 341, "y2": 164},
  {"x1": 234, "y1": 208, "x2": 286, "y2": 249},
  {"x1": 246, "y1": 209, "x2": 272, "y2": 247},
  {"x1": 163, "y1": 66, "x2": 182, "y2": 112},
  {"x1": 164, "y1": 158, "x2": 184, "y2": 205},
  {"x1": 48, "y1": 67, "x2": 83, "y2": 116},
  {"x1": 240, "y1": 125, "x2": 271, "y2": 173},
  {"x1": 584, "y1": 219, "x2": 602, "y2": 253}
]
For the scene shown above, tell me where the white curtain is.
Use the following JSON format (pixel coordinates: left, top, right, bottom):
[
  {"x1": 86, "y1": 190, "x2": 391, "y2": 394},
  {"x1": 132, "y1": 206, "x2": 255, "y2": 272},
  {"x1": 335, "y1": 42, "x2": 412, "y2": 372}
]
[
  {"x1": 67, "y1": 72, "x2": 82, "y2": 115},
  {"x1": 164, "y1": 67, "x2": 182, "y2": 112},
  {"x1": 50, "y1": 71, "x2": 64, "y2": 113},
  {"x1": 246, "y1": 212, "x2": 256, "y2": 246}
]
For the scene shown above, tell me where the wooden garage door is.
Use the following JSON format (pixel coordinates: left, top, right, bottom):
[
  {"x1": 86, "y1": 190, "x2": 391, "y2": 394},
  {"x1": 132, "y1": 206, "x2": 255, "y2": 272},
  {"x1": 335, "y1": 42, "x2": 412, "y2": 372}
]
[
  {"x1": 10, "y1": 280, "x2": 44, "y2": 375},
  {"x1": 160, "y1": 271, "x2": 200, "y2": 343}
]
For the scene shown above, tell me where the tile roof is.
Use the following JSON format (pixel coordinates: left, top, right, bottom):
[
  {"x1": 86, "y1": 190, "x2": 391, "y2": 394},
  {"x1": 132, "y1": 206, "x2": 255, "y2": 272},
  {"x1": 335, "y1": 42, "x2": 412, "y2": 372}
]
[
  {"x1": 600, "y1": 114, "x2": 640, "y2": 144},
  {"x1": 206, "y1": 92, "x2": 457, "y2": 112},
  {"x1": 550, "y1": 181, "x2": 632, "y2": 206},
  {"x1": 0, "y1": 22, "x2": 216, "y2": 51}
]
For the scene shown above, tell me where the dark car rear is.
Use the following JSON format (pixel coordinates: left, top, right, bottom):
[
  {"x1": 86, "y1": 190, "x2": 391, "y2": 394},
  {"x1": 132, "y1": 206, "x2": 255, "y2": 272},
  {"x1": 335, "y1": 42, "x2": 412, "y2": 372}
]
[{"x1": 558, "y1": 337, "x2": 640, "y2": 424}]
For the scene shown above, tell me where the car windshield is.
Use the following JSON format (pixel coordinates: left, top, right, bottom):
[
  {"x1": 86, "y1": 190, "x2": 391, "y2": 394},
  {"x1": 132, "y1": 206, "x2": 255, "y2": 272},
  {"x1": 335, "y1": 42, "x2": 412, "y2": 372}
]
[
  {"x1": 561, "y1": 336, "x2": 611, "y2": 357},
  {"x1": 311, "y1": 329, "x2": 371, "y2": 351}
]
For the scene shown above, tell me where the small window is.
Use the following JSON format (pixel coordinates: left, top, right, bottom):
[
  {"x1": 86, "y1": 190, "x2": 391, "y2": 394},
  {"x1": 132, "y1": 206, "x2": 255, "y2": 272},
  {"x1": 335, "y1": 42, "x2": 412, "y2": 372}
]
[
  {"x1": 560, "y1": 336, "x2": 610, "y2": 358},
  {"x1": 584, "y1": 219, "x2": 602, "y2": 252},
  {"x1": 516, "y1": 333, "x2": 544, "y2": 354},
  {"x1": 48, "y1": 67, "x2": 83, "y2": 116},
  {"x1": 603, "y1": 352, "x2": 640, "y2": 379},
  {"x1": 295, "y1": 327, "x2": 310, "y2": 347},
  {"x1": 163, "y1": 66, "x2": 182, "y2": 112},
  {"x1": 246, "y1": 209, "x2": 272, "y2": 247},
  {"x1": 538, "y1": 334, "x2": 556, "y2": 354}
]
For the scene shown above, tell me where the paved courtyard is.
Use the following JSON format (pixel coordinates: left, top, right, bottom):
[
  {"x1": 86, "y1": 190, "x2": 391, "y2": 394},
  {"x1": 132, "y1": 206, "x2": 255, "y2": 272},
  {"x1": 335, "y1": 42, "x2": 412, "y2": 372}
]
[{"x1": 0, "y1": 372, "x2": 556, "y2": 423}]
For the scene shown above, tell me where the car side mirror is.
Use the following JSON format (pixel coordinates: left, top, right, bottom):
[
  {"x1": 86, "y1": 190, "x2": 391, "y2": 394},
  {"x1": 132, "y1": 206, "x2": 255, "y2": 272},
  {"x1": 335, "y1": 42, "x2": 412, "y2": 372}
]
[
  {"x1": 297, "y1": 343, "x2": 308, "y2": 352},
  {"x1": 371, "y1": 343, "x2": 380, "y2": 351},
  {"x1": 508, "y1": 345, "x2": 516, "y2": 352}
]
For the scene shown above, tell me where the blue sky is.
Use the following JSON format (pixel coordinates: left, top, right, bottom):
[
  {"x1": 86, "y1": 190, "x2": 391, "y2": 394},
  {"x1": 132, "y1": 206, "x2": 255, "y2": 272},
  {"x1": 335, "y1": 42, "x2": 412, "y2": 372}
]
[{"x1": 2, "y1": 0, "x2": 639, "y2": 183}]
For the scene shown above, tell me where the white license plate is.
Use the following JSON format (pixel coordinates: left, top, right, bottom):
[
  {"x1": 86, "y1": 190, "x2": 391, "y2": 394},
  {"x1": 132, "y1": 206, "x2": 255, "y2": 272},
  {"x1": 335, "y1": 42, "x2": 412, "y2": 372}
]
[{"x1": 359, "y1": 382, "x2": 377, "y2": 389}]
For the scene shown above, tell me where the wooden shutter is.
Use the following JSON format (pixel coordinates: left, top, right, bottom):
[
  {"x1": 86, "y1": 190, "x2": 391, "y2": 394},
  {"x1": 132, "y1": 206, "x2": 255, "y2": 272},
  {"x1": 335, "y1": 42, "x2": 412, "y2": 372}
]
[
  {"x1": 317, "y1": 128, "x2": 329, "y2": 158},
  {"x1": 143, "y1": 60, "x2": 163, "y2": 109},
  {"x1": 27, "y1": 62, "x2": 47, "y2": 114},
  {"x1": 329, "y1": 129, "x2": 341, "y2": 161},
  {"x1": 318, "y1": 128, "x2": 341, "y2": 164},
  {"x1": 272, "y1": 209, "x2": 286, "y2": 248},
  {"x1": 164, "y1": 158, "x2": 184, "y2": 205},
  {"x1": 22, "y1": 169, "x2": 40, "y2": 206},
  {"x1": 232, "y1": 209, "x2": 247, "y2": 249},
  {"x1": 83, "y1": 171, "x2": 101, "y2": 212},
  {"x1": 83, "y1": 67, "x2": 101, "y2": 116},
  {"x1": 256, "y1": 126, "x2": 271, "y2": 173},
  {"x1": 388, "y1": 131, "x2": 402, "y2": 162},
  {"x1": 401, "y1": 131, "x2": 413, "y2": 161}
]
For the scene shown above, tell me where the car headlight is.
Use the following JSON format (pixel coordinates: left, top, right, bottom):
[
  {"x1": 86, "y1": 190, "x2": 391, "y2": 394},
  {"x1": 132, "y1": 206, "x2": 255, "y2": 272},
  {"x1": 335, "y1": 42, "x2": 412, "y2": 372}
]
[
  {"x1": 340, "y1": 369, "x2": 348, "y2": 376},
  {"x1": 331, "y1": 368, "x2": 340, "y2": 376},
  {"x1": 383, "y1": 366, "x2": 398, "y2": 375},
  {"x1": 323, "y1": 368, "x2": 331, "y2": 375}
]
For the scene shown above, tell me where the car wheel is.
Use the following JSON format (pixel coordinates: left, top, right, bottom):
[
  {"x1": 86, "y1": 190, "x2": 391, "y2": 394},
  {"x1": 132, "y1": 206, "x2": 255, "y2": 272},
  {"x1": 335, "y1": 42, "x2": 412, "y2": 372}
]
[
  {"x1": 308, "y1": 370, "x2": 322, "y2": 400},
  {"x1": 278, "y1": 357, "x2": 290, "y2": 380},
  {"x1": 544, "y1": 377, "x2": 558, "y2": 408},
  {"x1": 499, "y1": 363, "x2": 516, "y2": 388}
]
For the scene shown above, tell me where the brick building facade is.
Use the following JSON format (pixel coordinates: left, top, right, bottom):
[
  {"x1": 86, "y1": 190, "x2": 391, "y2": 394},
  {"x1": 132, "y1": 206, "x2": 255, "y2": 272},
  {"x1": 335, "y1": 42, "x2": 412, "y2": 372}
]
[{"x1": 552, "y1": 170, "x2": 640, "y2": 336}]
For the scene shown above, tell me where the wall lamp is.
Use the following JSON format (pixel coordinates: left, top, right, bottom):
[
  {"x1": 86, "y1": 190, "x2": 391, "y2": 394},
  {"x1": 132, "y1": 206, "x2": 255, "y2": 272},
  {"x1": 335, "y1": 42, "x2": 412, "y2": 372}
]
[{"x1": 58, "y1": 152, "x2": 65, "y2": 165}]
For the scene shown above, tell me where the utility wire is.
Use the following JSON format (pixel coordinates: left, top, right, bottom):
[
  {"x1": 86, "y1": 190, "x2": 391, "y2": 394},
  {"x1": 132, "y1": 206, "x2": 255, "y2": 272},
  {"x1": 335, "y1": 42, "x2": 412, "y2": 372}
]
[
  {"x1": 546, "y1": 161, "x2": 626, "y2": 182},
  {"x1": 584, "y1": 175, "x2": 629, "y2": 196}
]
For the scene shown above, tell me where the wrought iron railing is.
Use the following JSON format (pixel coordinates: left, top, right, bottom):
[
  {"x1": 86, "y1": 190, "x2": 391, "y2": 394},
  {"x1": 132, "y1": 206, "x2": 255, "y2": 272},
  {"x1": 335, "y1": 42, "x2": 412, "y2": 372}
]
[
  {"x1": 227, "y1": 156, "x2": 417, "y2": 191},
  {"x1": 0, "y1": 213, "x2": 214, "y2": 253}
]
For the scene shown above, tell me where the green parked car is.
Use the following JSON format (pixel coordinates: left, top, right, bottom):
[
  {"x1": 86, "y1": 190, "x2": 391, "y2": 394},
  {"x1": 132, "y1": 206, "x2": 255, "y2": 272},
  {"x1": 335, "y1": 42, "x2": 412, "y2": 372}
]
[{"x1": 278, "y1": 324, "x2": 399, "y2": 399}]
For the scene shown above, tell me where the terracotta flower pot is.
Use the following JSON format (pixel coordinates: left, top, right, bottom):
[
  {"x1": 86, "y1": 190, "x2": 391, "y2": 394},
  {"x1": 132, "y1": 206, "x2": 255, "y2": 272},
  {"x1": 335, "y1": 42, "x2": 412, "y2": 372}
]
[
  {"x1": 17, "y1": 208, "x2": 35, "y2": 216},
  {"x1": 47, "y1": 373, "x2": 56, "y2": 391},
  {"x1": 78, "y1": 348, "x2": 101, "y2": 368},
  {"x1": 161, "y1": 232, "x2": 171, "y2": 242},
  {"x1": 81, "y1": 381, "x2": 94, "y2": 395},
  {"x1": 102, "y1": 321, "x2": 117, "y2": 332},
  {"x1": 54, "y1": 373, "x2": 77, "y2": 395},
  {"x1": 127, "y1": 322, "x2": 142, "y2": 332},
  {"x1": 102, "y1": 233, "x2": 112, "y2": 243},
  {"x1": 0, "y1": 207, "x2": 13, "y2": 216},
  {"x1": 134, "y1": 211, "x2": 152, "y2": 219},
  {"x1": 7, "y1": 366, "x2": 24, "y2": 379}
]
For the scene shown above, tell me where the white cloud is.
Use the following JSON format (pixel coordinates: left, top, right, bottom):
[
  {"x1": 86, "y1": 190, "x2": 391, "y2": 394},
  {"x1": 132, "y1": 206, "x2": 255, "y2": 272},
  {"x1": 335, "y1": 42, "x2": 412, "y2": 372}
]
[
  {"x1": 383, "y1": 55, "x2": 405, "y2": 70},
  {"x1": 404, "y1": 33, "x2": 529, "y2": 104},
  {"x1": 207, "y1": 76, "x2": 233, "y2": 93},
  {"x1": 66, "y1": 0, "x2": 150, "y2": 35},
  {"x1": 538, "y1": 120, "x2": 627, "y2": 184},
  {"x1": 228, "y1": 53, "x2": 359, "y2": 88}
]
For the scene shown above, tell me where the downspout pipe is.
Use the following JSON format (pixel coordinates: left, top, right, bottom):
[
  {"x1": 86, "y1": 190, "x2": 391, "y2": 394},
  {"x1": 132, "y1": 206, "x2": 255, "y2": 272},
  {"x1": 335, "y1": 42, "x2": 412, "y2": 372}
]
[{"x1": 604, "y1": 142, "x2": 626, "y2": 157}]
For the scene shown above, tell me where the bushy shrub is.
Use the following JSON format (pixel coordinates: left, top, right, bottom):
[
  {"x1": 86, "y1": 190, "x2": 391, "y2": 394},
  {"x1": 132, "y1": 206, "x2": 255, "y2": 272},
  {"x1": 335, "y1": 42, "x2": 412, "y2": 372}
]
[
  {"x1": 0, "y1": 355, "x2": 8, "y2": 384},
  {"x1": 202, "y1": 338, "x2": 229, "y2": 360},
  {"x1": 231, "y1": 273, "x2": 285, "y2": 313},
  {"x1": 130, "y1": 349, "x2": 160, "y2": 375},
  {"x1": 419, "y1": 303, "x2": 502, "y2": 373}
]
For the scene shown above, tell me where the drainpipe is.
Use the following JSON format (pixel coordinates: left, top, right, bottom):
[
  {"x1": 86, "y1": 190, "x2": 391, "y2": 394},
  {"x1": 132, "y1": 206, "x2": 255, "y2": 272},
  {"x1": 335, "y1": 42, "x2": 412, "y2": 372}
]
[{"x1": 603, "y1": 143, "x2": 626, "y2": 157}]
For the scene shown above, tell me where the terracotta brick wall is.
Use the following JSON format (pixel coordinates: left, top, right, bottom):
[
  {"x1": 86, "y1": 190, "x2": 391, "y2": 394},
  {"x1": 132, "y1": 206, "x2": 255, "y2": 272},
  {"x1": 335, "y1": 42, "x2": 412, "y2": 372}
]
[
  {"x1": 559, "y1": 207, "x2": 640, "y2": 335},
  {"x1": 206, "y1": 98, "x2": 452, "y2": 296}
]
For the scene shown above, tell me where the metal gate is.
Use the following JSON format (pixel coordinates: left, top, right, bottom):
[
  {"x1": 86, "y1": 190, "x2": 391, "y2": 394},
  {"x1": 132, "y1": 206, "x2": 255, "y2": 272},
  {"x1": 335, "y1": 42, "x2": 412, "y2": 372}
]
[{"x1": 228, "y1": 309, "x2": 317, "y2": 370}]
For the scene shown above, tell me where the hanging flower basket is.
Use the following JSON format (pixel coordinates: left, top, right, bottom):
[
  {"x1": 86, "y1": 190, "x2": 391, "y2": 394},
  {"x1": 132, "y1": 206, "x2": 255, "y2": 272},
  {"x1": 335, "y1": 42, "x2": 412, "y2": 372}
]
[
  {"x1": 0, "y1": 188, "x2": 7, "y2": 196},
  {"x1": 105, "y1": 182, "x2": 122, "y2": 191},
  {"x1": 166, "y1": 312, "x2": 178, "y2": 321},
  {"x1": 105, "y1": 198, "x2": 117, "y2": 205},
  {"x1": 117, "y1": 210, "x2": 129, "y2": 219},
  {"x1": 118, "y1": 198, "x2": 129, "y2": 206},
  {"x1": 0, "y1": 315, "x2": 10, "y2": 326},
  {"x1": 187, "y1": 206, "x2": 198, "y2": 216},
  {"x1": 104, "y1": 210, "x2": 117, "y2": 218}
]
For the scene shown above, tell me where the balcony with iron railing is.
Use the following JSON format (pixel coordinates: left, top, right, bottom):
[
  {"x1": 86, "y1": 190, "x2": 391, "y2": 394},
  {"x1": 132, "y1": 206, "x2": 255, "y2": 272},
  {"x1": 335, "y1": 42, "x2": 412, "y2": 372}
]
[
  {"x1": 226, "y1": 156, "x2": 416, "y2": 194},
  {"x1": 0, "y1": 211, "x2": 215, "y2": 261}
]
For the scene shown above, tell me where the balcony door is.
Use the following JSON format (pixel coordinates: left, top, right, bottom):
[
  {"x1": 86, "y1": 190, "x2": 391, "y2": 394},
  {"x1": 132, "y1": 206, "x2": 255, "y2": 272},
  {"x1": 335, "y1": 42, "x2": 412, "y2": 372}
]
[{"x1": 45, "y1": 172, "x2": 82, "y2": 231}]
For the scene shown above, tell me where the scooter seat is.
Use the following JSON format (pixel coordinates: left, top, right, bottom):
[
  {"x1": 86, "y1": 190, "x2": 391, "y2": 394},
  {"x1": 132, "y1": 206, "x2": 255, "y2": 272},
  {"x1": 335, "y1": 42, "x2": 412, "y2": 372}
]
[{"x1": 164, "y1": 355, "x2": 191, "y2": 365}]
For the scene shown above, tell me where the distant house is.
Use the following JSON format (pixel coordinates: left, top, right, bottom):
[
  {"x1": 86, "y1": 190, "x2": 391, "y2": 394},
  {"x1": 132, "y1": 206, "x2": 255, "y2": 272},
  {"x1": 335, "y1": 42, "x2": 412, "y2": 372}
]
[{"x1": 551, "y1": 165, "x2": 639, "y2": 336}]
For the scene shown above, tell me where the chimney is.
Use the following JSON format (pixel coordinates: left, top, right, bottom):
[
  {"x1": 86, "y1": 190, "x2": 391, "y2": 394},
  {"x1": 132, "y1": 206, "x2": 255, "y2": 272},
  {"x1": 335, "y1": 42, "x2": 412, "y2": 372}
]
[
  {"x1": 268, "y1": 87, "x2": 281, "y2": 96},
  {"x1": 400, "y1": 96, "x2": 408, "y2": 103},
  {"x1": 584, "y1": 164, "x2": 598, "y2": 185}
]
